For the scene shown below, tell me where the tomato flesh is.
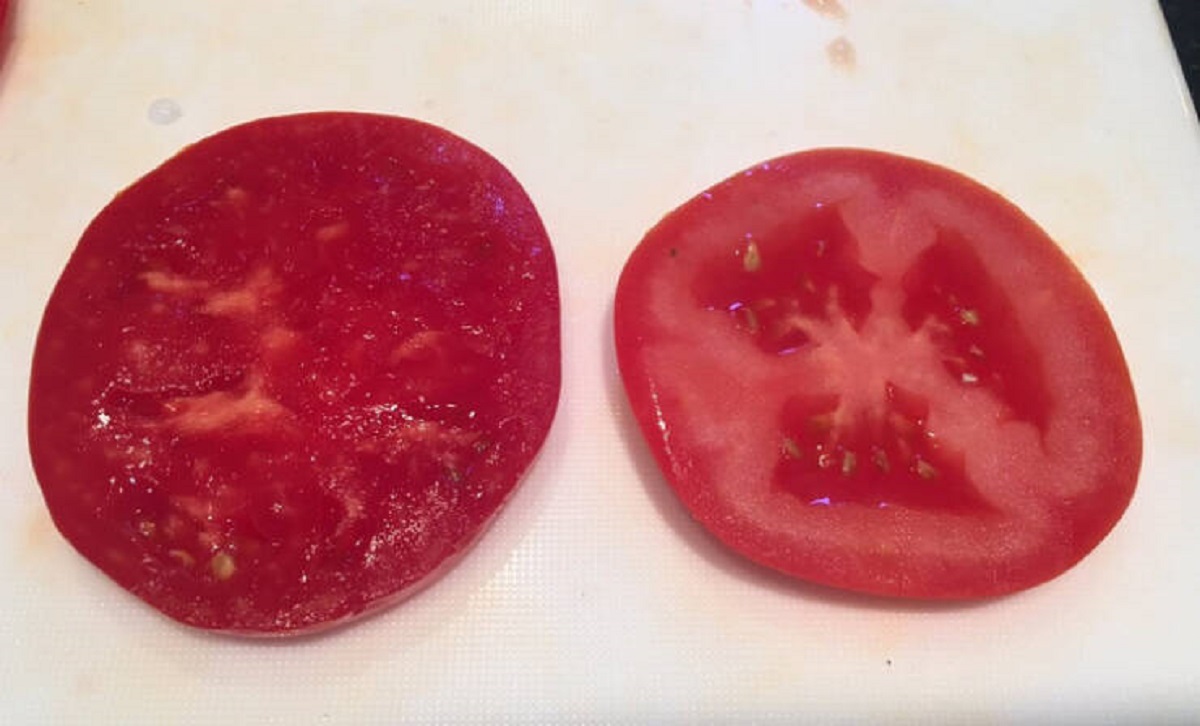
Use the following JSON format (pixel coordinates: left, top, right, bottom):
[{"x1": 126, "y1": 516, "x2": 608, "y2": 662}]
[
  {"x1": 0, "y1": 1, "x2": 10, "y2": 58},
  {"x1": 28, "y1": 113, "x2": 560, "y2": 634},
  {"x1": 615, "y1": 149, "x2": 1141, "y2": 599}
]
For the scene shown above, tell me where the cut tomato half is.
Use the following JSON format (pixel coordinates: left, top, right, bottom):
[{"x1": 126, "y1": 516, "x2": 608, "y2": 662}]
[
  {"x1": 615, "y1": 148, "x2": 1141, "y2": 599},
  {"x1": 28, "y1": 112, "x2": 560, "y2": 634}
]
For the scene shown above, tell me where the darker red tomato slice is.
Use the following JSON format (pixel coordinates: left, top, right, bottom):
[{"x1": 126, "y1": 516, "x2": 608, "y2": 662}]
[
  {"x1": 615, "y1": 148, "x2": 1141, "y2": 600},
  {"x1": 0, "y1": 1, "x2": 11, "y2": 62},
  {"x1": 28, "y1": 112, "x2": 560, "y2": 634}
]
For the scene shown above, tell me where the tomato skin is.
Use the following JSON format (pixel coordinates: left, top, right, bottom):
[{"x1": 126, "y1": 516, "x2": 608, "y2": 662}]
[
  {"x1": 28, "y1": 113, "x2": 560, "y2": 634},
  {"x1": 615, "y1": 148, "x2": 1141, "y2": 600}
]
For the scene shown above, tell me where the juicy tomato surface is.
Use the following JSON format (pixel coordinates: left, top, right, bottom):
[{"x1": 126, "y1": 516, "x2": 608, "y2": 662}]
[
  {"x1": 1, "y1": 1, "x2": 10, "y2": 46},
  {"x1": 28, "y1": 112, "x2": 560, "y2": 634},
  {"x1": 615, "y1": 148, "x2": 1141, "y2": 600}
]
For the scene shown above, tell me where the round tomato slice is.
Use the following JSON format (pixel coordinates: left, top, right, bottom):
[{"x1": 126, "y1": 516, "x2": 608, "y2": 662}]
[
  {"x1": 615, "y1": 148, "x2": 1141, "y2": 600},
  {"x1": 28, "y1": 112, "x2": 560, "y2": 634}
]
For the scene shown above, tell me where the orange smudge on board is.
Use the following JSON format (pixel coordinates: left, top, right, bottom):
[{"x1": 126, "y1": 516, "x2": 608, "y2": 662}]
[
  {"x1": 803, "y1": 0, "x2": 846, "y2": 20},
  {"x1": 827, "y1": 36, "x2": 856, "y2": 70},
  {"x1": 23, "y1": 510, "x2": 57, "y2": 556}
]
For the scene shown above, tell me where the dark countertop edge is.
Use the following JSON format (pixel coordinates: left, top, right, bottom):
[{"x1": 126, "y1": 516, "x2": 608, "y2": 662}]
[{"x1": 1160, "y1": 0, "x2": 1200, "y2": 114}]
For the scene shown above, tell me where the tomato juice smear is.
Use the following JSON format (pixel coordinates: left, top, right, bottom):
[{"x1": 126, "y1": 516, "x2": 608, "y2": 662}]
[
  {"x1": 617, "y1": 149, "x2": 1141, "y2": 598},
  {"x1": 29, "y1": 113, "x2": 560, "y2": 633}
]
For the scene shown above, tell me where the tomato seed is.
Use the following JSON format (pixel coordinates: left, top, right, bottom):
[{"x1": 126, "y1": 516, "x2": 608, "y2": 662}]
[
  {"x1": 223, "y1": 186, "x2": 249, "y2": 207},
  {"x1": 315, "y1": 221, "x2": 349, "y2": 242},
  {"x1": 841, "y1": 451, "x2": 857, "y2": 476},
  {"x1": 888, "y1": 412, "x2": 915, "y2": 436},
  {"x1": 740, "y1": 307, "x2": 760, "y2": 333},
  {"x1": 743, "y1": 240, "x2": 762, "y2": 272},
  {"x1": 211, "y1": 552, "x2": 237, "y2": 581},
  {"x1": 871, "y1": 448, "x2": 890, "y2": 473},
  {"x1": 782, "y1": 437, "x2": 803, "y2": 459},
  {"x1": 959, "y1": 309, "x2": 980, "y2": 326},
  {"x1": 809, "y1": 414, "x2": 834, "y2": 434},
  {"x1": 915, "y1": 460, "x2": 938, "y2": 480}
]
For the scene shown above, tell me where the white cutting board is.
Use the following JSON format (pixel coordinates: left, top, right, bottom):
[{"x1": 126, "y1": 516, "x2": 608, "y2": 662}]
[{"x1": 2, "y1": 1, "x2": 1198, "y2": 722}]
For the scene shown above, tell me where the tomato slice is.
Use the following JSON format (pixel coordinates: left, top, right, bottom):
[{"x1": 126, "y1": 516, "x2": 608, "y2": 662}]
[
  {"x1": 0, "y1": 1, "x2": 10, "y2": 55},
  {"x1": 615, "y1": 149, "x2": 1141, "y2": 599},
  {"x1": 28, "y1": 112, "x2": 560, "y2": 634}
]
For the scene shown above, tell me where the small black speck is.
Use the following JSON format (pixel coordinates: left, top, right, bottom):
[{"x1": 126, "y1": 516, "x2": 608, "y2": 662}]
[
  {"x1": 669, "y1": 248, "x2": 679, "y2": 258},
  {"x1": 885, "y1": 659, "x2": 893, "y2": 667}
]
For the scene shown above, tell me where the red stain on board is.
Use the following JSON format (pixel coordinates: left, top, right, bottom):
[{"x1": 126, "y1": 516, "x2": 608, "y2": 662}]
[{"x1": 827, "y1": 35, "x2": 856, "y2": 70}]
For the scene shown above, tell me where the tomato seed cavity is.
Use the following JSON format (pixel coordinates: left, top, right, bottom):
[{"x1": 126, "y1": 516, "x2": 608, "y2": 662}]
[
  {"x1": 697, "y1": 205, "x2": 877, "y2": 356},
  {"x1": 773, "y1": 384, "x2": 987, "y2": 512},
  {"x1": 902, "y1": 230, "x2": 1049, "y2": 429}
]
